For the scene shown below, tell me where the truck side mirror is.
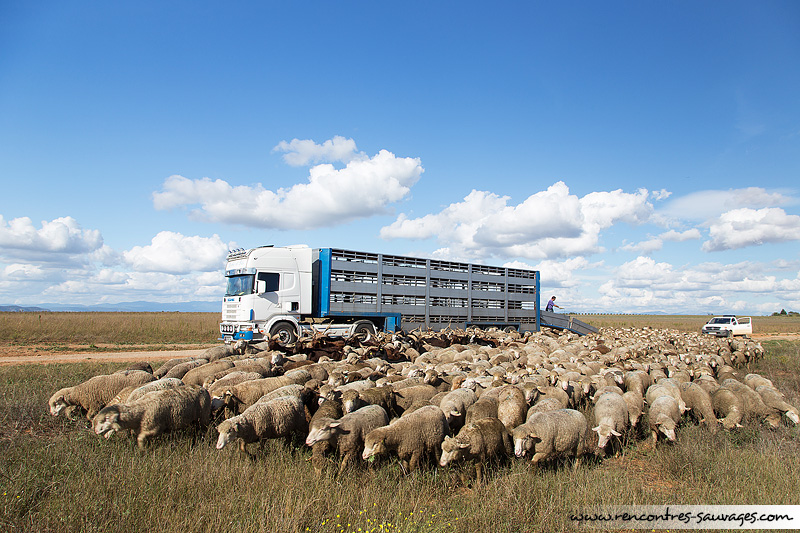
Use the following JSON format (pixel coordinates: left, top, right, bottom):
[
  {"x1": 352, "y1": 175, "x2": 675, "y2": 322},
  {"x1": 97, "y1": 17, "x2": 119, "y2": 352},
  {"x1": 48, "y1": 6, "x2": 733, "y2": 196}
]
[{"x1": 256, "y1": 280, "x2": 266, "y2": 294}]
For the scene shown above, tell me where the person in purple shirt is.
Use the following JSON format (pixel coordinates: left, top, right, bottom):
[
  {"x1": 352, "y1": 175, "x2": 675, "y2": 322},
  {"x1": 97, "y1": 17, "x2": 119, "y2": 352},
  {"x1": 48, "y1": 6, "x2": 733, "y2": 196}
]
[{"x1": 545, "y1": 296, "x2": 561, "y2": 312}]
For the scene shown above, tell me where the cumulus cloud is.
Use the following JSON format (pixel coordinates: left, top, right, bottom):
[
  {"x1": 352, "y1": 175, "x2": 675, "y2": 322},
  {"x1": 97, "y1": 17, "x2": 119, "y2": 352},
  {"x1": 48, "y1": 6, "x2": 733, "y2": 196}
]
[
  {"x1": 702, "y1": 207, "x2": 800, "y2": 251},
  {"x1": 153, "y1": 137, "x2": 423, "y2": 230},
  {"x1": 0, "y1": 215, "x2": 103, "y2": 259},
  {"x1": 122, "y1": 231, "x2": 230, "y2": 273},
  {"x1": 381, "y1": 182, "x2": 652, "y2": 261}
]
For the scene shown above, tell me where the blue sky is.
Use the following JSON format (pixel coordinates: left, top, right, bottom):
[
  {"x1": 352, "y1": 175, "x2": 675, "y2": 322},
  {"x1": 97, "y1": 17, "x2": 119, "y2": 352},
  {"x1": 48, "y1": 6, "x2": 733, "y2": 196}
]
[{"x1": 1, "y1": 1, "x2": 799, "y2": 314}]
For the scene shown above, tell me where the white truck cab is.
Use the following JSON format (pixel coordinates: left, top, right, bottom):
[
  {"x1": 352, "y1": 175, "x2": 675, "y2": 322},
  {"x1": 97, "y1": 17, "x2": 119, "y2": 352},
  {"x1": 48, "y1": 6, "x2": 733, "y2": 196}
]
[{"x1": 701, "y1": 315, "x2": 752, "y2": 337}]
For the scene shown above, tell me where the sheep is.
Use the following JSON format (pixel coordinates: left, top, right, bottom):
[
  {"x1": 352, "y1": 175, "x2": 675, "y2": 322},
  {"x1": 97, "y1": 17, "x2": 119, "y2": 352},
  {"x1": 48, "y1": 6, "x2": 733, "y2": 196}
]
[
  {"x1": 153, "y1": 357, "x2": 189, "y2": 378},
  {"x1": 535, "y1": 386, "x2": 569, "y2": 409},
  {"x1": 305, "y1": 405, "x2": 389, "y2": 474},
  {"x1": 164, "y1": 359, "x2": 209, "y2": 380},
  {"x1": 592, "y1": 391, "x2": 629, "y2": 455},
  {"x1": 526, "y1": 397, "x2": 563, "y2": 420},
  {"x1": 511, "y1": 409, "x2": 588, "y2": 468},
  {"x1": 307, "y1": 398, "x2": 344, "y2": 476},
  {"x1": 394, "y1": 385, "x2": 439, "y2": 413},
  {"x1": 49, "y1": 370, "x2": 156, "y2": 420},
  {"x1": 201, "y1": 340, "x2": 247, "y2": 362},
  {"x1": 465, "y1": 395, "x2": 499, "y2": 424},
  {"x1": 111, "y1": 377, "x2": 184, "y2": 405},
  {"x1": 181, "y1": 360, "x2": 235, "y2": 387},
  {"x1": 744, "y1": 373, "x2": 774, "y2": 391},
  {"x1": 362, "y1": 405, "x2": 450, "y2": 474},
  {"x1": 622, "y1": 390, "x2": 644, "y2": 429},
  {"x1": 93, "y1": 385, "x2": 211, "y2": 447},
  {"x1": 711, "y1": 386, "x2": 744, "y2": 429},
  {"x1": 679, "y1": 382, "x2": 719, "y2": 431},
  {"x1": 216, "y1": 396, "x2": 308, "y2": 454},
  {"x1": 721, "y1": 379, "x2": 781, "y2": 427},
  {"x1": 755, "y1": 386, "x2": 800, "y2": 425},
  {"x1": 647, "y1": 395, "x2": 681, "y2": 446},
  {"x1": 222, "y1": 369, "x2": 312, "y2": 413},
  {"x1": 494, "y1": 385, "x2": 528, "y2": 431},
  {"x1": 623, "y1": 370, "x2": 651, "y2": 397},
  {"x1": 645, "y1": 382, "x2": 686, "y2": 414},
  {"x1": 439, "y1": 417, "x2": 512, "y2": 486},
  {"x1": 438, "y1": 388, "x2": 478, "y2": 433},
  {"x1": 341, "y1": 387, "x2": 398, "y2": 417}
]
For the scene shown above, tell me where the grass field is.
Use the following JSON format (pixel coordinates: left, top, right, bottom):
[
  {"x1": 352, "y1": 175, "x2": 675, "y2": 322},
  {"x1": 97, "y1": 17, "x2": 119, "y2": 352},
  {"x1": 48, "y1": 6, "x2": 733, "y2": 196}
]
[{"x1": 1, "y1": 316, "x2": 799, "y2": 532}]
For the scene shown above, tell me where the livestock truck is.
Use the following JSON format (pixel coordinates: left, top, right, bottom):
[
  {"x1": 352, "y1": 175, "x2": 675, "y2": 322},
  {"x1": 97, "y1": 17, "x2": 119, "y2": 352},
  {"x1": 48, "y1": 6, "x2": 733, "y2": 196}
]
[{"x1": 219, "y1": 245, "x2": 596, "y2": 344}]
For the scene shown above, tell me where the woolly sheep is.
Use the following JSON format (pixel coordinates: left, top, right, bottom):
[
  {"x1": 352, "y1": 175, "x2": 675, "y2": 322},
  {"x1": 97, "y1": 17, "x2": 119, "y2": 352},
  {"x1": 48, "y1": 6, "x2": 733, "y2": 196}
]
[
  {"x1": 711, "y1": 386, "x2": 744, "y2": 429},
  {"x1": 181, "y1": 360, "x2": 235, "y2": 387},
  {"x1": 592, "y1": 391, "x2": 629, "y2": 454},
  {"x1": 201, "y1": 340, "x2": 247, "y2": 362},
  {"x1": 164, "y1": 359, "x2": 209, "y2": 380},
  {"x1": 438, "y1": 388, "x2": 478, "y2": 433},
  {"x1": 645, "y1": 382, "x2": 686, "y2": 414},
  {"x1": 222, "y1": 369, "x2": 312, "y2": 413},
  {"x1": 394, "y1": 385, "x2": 438, "y2": 413},
  {"x1": 49, "y1": 370, "x2": 156, "y2": 419},
  {"x1": 755, "y1": 385, "x2": 800, "y2": 425},
  {"x1": 439, "y1": 417, "x2": 512, "y2": 486},
  {"x1": 216, "y1": 395, "x2": 308, "y2": 453},
  {"x1": 495, "y1": 385, "x2": 527, "y2": 430},
  {"x1": 111, "y1": 377, "x2": 185, "y2": 405},
  {"x1": 535, "y1": 386, "x2": 569, "y2": 409},
  {"x1": 341, "y1": 387, "x2": 398, "y2": 417},
  {"x1": 93, "y1": 385, "x2": 211, "y2": 447},
  {"x1": 721, "y1": 379, "x2": 781, "y2": 427},
  {"x1": 679, "y1": 382, "x2": 719, "y2": 431},
  {"x1": 465, "y1": 395, "x2": 499, "y2": 424},
  {"x1": 308, "y1": 398, "x2": 344, "y2": 476},
  {"x1": 525, "y1": 397, "x2": 563, "y2": 420},
  {"x1": 305, "y1": 404, "x2": 389, "y2": 474},
  {"x1": 647, "y1": 395, "x2": 680, "y2": 445},
  {"x1": 362, "y1": 405, "x2": 450, "y2": 473},
  {"x1": 511, "y1": 408, "x2": 587, "y2": 467},
  {"x1": 622, "y1": 391, "x2": 644, "y2": 429}
]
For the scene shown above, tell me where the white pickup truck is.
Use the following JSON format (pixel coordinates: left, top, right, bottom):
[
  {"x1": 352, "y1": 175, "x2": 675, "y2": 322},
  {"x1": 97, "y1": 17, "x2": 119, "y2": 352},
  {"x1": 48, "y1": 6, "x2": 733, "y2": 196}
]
[{"x1": 701, "y1": 315, "x2": 752, "y2": 337}]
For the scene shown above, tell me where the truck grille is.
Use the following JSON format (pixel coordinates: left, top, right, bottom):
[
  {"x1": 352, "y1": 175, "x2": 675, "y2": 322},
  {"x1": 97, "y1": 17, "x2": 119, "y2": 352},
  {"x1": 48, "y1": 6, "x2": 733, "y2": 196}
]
[{"x1": 223, "y1": 302, "x2": 239, "y2": 321}]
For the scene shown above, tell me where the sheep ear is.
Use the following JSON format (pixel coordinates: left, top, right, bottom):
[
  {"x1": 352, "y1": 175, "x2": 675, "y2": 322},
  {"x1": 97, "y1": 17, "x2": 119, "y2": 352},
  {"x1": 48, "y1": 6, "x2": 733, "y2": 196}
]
[
  {"x1": 610, "y1": 429, "x2": 622, "y2": 437},
  {"x1": 450, "y1": 410, "x2": 462, "y2": 417},
  {"x1": 329, "y1": 421, "x2": 341, "y2": 429},
  {"x1": 592, "y1": 426, "x2": 601, "y2": 433},
  {"x1": 456, "y1": 441, "x2": 469, "y2": 449}
]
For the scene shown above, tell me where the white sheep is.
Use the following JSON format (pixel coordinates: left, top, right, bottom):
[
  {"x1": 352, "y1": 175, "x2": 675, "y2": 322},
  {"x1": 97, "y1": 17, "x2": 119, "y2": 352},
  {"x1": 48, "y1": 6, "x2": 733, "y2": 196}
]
[
  {"x1": 362, "y1": 405, "x2": 450, "y2": 473},
  {"x1": 439, "y1": 417, "x2": 512, "y2": 485},
  {"x1": 647, "y1": 395, "x2": 680, "y2": 445},
  {"x1": 216, "y1": 395, "x2": 308, "y2": 454},
  {"x1": 592, "y1": 391, "x2": 629, "y2": 455},
  {"x1": 93, "y1": 385, "x2": 211, "y2": 447},
  {"x1": 511, "y1": 408, "x2": 588, "y2": 467},
  {"x1": 305, "y1": 404, "x2": 389, "y2": 474},
  {"x1": 49, "y1": 370, "x2": 156, "y2": 419}
]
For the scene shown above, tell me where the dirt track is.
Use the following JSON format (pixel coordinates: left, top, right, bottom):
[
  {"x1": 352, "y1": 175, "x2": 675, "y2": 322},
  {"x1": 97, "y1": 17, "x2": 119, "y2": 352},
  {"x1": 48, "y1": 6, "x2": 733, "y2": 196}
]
[{"x1": 0, "y1": 348, "x2": 208, "y2": 366}]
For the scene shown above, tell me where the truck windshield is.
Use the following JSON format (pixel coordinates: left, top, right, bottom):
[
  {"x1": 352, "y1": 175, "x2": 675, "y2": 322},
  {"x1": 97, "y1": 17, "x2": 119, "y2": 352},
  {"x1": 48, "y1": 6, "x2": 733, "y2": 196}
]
[
  {"x1": 709, "y1": 317, "x2": 732, "y2": 324},
  {"x1": 225, "y1": 274, "x2": 254, "y2": 296}
]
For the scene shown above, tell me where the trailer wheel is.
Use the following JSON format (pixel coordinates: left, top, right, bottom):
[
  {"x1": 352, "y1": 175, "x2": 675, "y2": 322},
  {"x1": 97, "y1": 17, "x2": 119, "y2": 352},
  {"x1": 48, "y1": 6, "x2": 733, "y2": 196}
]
[
  {"x1": 352, "y1": 320, "x2": 377, "y2": 342},
  {"x1": 270, "y1": 322, "x2": 298, "y2": 346}
]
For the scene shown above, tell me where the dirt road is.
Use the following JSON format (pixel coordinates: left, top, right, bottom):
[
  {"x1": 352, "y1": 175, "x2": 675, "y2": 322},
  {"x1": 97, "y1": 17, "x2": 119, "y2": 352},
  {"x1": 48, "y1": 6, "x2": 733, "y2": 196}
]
[{"x1": 0, "y1": 348, "x2": 209, "y2": 366}]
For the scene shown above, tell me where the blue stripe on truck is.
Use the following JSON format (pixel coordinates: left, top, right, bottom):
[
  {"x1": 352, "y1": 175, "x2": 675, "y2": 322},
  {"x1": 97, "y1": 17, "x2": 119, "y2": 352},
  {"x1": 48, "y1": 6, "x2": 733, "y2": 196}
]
[{"x1": 319, "y1": 248, "x2": 332, "y2": 317}]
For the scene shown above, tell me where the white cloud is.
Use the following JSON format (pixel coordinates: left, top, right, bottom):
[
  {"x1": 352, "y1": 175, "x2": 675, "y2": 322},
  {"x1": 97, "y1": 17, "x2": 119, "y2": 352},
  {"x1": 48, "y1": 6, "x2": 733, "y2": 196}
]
[
  {"x1": 619, "y1": 228, "x2": 701, "y2": 254},
  {"x1": 0, "y1": 215, "x2": 103, "y2": 259},
  {"x1": 381, "y1": 182, "x2": 652, "y2": 261},
  {"x1": 702, "y1": 207, "x2": 800, "y2": 251},
  {"x1": 272, "y1": 135, "x2": 360, "y2": 166},
  {"x1": 2, "y1": 263, "x2": 49, "y2": 281},
  {"x1": 659, "y1": 187, "x2": 795, "y2": 221},
  {"x1": 122, "y1": 231, "x2": 230, "y2": 273},
  {"x1": 153, "y1": 139, "x2": 423, "y2": 230}
]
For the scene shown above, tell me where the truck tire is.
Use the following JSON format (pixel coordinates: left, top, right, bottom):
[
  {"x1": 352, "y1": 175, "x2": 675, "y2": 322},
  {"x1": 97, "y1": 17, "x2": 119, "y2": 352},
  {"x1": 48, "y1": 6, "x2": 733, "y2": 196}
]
[
  {"x1": 352, "y1": 320, "x2": 377, "y2": 342},
  {"x1": 270, "y1": 322, "x2": 298, "y2": 346}
]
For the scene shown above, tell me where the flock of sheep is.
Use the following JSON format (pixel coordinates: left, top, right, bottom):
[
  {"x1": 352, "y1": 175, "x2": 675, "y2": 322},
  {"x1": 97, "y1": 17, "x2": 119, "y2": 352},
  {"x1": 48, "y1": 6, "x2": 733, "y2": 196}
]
[{"x1": 47, "y1": 326, "x2": 799, "y2": 483}]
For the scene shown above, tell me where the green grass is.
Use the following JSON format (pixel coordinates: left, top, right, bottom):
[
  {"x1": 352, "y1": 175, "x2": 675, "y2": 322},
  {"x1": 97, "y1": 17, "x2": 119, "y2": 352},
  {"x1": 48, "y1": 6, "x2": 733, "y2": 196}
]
[{"x1": 0, "y1": 342, "x2": 799, "y2": 532}]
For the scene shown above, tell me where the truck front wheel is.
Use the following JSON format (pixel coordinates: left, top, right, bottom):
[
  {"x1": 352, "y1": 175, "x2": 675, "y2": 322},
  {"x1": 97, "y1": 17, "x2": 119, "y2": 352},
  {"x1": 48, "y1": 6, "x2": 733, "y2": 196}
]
[
  {"x1": 270, "y1": 322, "x2": 298, "y2": 346},
  {"x1": 352, "y1": 320, "x2": 377, "y2": 342}
]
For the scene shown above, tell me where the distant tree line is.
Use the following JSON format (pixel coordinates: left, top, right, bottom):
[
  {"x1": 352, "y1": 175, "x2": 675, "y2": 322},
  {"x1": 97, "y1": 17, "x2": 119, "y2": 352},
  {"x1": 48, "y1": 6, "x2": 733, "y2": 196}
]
[{"x1": 771, "y1": 309, "x2": 799, "y2": 317}]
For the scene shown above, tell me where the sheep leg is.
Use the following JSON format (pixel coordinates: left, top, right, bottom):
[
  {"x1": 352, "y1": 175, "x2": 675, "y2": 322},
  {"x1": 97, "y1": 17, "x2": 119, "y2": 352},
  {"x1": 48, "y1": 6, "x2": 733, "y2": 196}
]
[
  {"x1": 474, "y1": 462, "x2": 483, "y2": 487},
  {"x1": 338, "y1": 452, "x2": 353, "y2": 475},
  {"x1": 407, "y1": 452, "x2": 421, "y2": 474}
]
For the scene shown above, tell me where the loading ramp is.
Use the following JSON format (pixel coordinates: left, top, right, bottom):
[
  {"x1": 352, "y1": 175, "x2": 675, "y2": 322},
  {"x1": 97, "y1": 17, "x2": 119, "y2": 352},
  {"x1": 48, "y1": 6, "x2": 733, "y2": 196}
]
[{"x1": 540, "y1": 310, "x2": 598, "y2": 336}]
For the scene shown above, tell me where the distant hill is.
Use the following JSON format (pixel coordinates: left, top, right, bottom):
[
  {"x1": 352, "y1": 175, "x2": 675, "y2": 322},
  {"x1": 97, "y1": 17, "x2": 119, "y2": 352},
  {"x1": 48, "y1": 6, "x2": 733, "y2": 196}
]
[
  {"x1": 0, "y1": 305, "x2": 50, "y2": 312},
  {"x1": 1, "y1": 301, "x2": 220, "y2": 313}
]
